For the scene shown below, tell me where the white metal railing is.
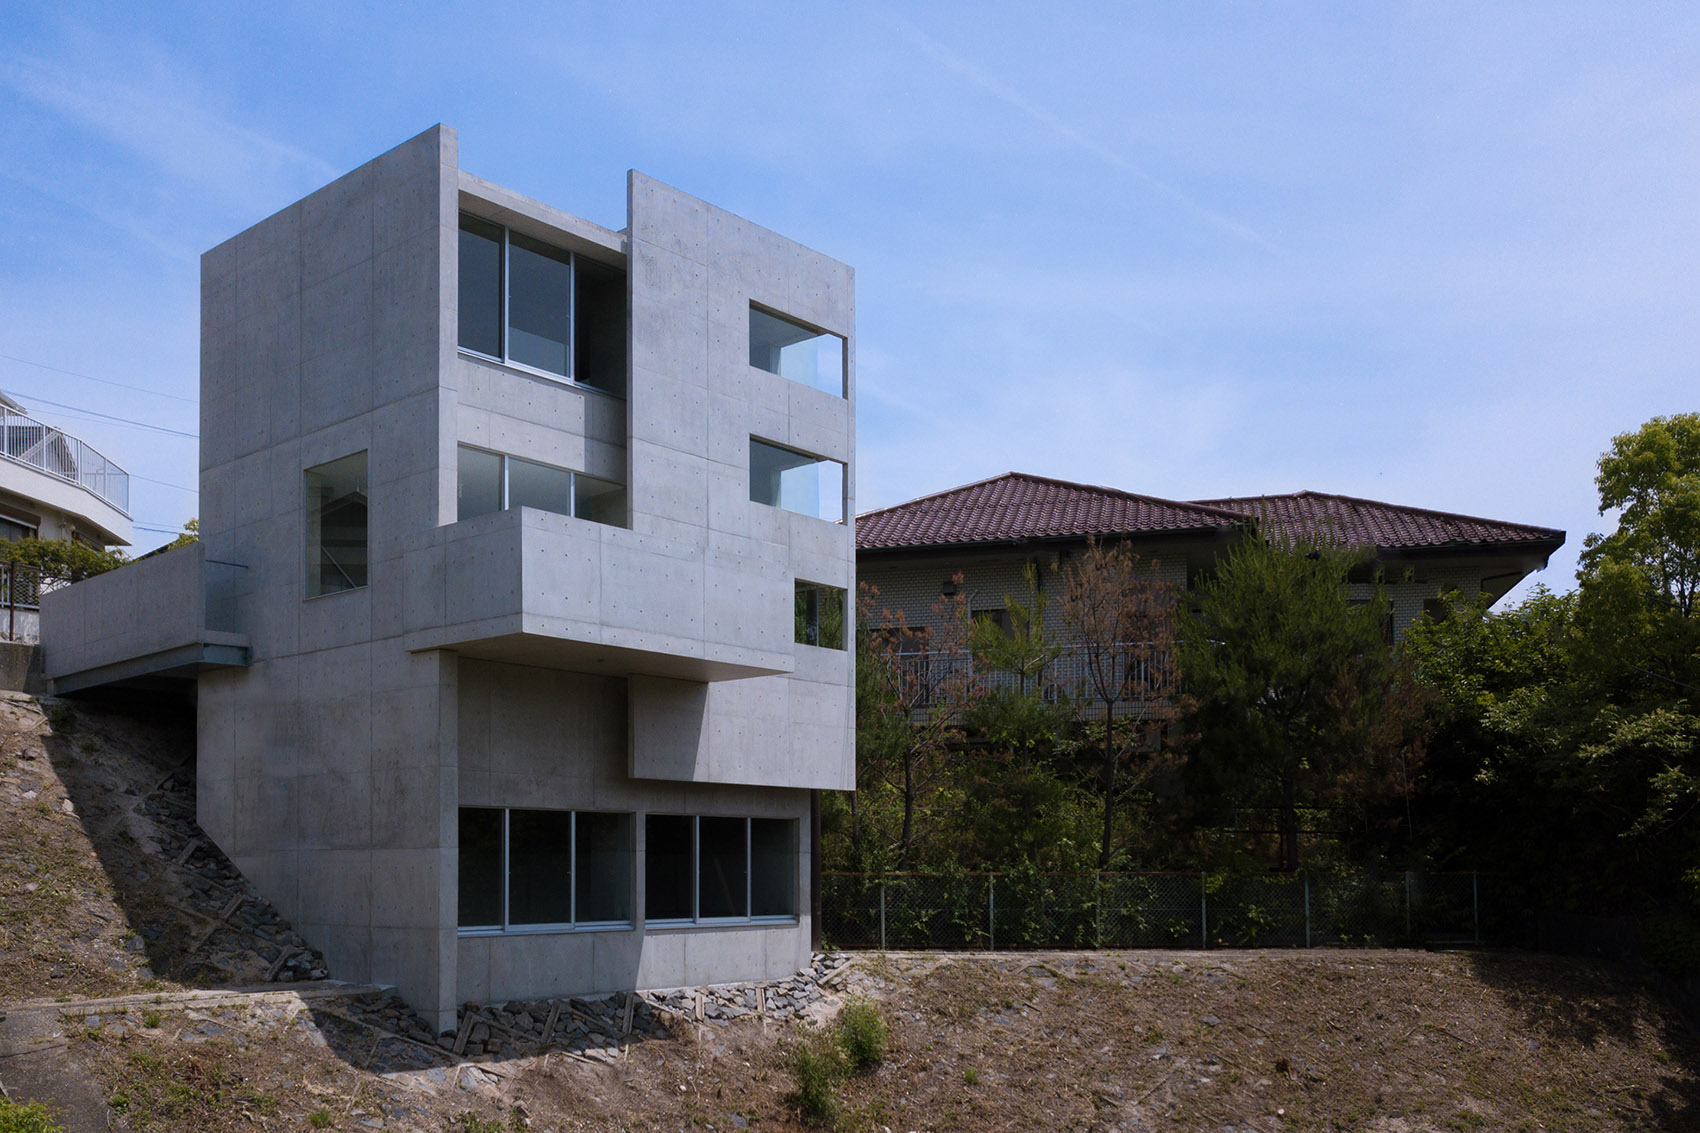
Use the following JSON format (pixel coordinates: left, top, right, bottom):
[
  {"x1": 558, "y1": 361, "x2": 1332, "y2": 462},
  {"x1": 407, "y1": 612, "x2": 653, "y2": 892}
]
[
  {"x1": 884, "y1": 643, "x2": 1175, "y2": 712},
  {"x1": 0, "y1": 408, "x2": 129, "y2": 514}
]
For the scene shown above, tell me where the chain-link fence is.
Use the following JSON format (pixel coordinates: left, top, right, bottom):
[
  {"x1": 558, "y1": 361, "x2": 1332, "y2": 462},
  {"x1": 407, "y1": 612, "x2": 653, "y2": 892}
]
[{"x1": 821, "y1": 870, "x2": 1492, "y2": 951}]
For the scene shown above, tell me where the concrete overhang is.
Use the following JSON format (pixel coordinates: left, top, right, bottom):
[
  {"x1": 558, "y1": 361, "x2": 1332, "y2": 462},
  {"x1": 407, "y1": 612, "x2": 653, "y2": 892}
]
[{"x1": 405, "y1": 508, "x2": 795, "y2": 681}]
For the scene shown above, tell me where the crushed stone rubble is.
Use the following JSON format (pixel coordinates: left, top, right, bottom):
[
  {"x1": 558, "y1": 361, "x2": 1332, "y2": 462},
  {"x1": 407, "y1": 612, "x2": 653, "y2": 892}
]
[{"x1": 136, "y1": 767, "x2": 331, "y2": 984}]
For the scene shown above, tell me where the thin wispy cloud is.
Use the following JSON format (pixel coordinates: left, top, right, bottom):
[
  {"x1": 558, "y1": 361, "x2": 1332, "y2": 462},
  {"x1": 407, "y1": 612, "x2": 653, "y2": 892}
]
[
  {"x1": 1, "y1": 49, "x2": 336, "y2": 220},
  {"x1": 883, "y1": 13, "x2": 1280, "y2": 255}
]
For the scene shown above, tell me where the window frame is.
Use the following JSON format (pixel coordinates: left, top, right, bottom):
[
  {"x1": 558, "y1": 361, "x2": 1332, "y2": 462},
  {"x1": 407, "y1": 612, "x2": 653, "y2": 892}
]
[
  {"x1": 644, "y1": 815, "x2": 799, "y2": 928},
  {"x1": 748, "y1": 437, "x2": 846, "y2": 522},
  {"x1": 304, "y1": 451, "x2": 369, "y2": 600},
  {"x1": 455, "y1": 444, "x2": 625, "y2": 527},
  {"x1": 457, "y1": 806, "x2": 635, "y2": 936},
  {"x1": 456, "y1": 211, "x2": 626, "y2": 398},
  {"x1": 747, "y1": 302, "x2": 846, "y2": 397},
  {"x1": 794, "y1": 579, "x2": 848, "y2": 650}
]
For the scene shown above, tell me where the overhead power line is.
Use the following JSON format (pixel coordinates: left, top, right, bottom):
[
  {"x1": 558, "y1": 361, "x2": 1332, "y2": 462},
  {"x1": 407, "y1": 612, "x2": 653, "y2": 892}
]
[
  {"x1": 0, "y1": 389, "x2": 198, "y2": 439},
  {"x1": 131, "y1": 472, "x2": 199, "y2": 494},
  {"x1": 0, "y1": 351, "x2": 197, "y2": 403}
]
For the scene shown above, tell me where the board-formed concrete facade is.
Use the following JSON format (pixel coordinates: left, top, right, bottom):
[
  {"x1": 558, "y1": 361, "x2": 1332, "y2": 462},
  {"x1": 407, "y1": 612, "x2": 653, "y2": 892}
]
[{"x1": 44, "y1": 126, "x2": 855, "y2": 1031}]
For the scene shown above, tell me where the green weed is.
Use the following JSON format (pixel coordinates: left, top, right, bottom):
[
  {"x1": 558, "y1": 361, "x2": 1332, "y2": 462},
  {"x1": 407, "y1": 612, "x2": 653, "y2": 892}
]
[{"x1": 0, "y1": 1098, "x2": 64, "y2": 1133}]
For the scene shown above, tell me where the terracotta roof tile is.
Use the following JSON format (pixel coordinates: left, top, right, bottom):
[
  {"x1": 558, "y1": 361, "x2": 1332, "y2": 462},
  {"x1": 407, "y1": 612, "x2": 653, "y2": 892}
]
[
  {"x1": 856, "y1": 475, "x2": 1565, "y2": 554},
  {"x1": 856, "y1": 473, "x2": 1244, "y2": 551},
  {"x1": 1193, "y1": 491, "x2": 1565, "y2": 551}
]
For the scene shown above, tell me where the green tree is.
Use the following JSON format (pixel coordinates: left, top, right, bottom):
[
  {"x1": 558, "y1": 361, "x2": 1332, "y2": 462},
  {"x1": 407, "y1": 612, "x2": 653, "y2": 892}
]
[
  {"x1": 1181, "y1": 533, "x2": 1430, "y2": 871},
  {"x1": 0, "y1": 536, "x2": 127, "y2": 588},
  {"x1": 1057, "y1": 539, "x2": 1180, "y2": 870}
]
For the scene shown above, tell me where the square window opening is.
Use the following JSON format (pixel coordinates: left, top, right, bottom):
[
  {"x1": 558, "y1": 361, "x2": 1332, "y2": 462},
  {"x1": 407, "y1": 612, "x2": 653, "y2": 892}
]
[{"x1": 795, "y1": 580, "x2": 847, "y2": 649}]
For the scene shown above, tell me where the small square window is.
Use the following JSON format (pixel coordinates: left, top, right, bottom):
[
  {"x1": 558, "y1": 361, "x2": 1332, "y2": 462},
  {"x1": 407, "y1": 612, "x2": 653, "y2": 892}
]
[
  {"x1": 750, "y1": 439, "x2": 844, "y2": 522},
  {"x1": 305, "y1": 452, "x2": 368, "y2": 598},
  {"x1": 748, "y1": 306, "x2": 844, "y2": 396},
  {"x1": 795, "y1": 581, "x2": 847, "y2": 649}
]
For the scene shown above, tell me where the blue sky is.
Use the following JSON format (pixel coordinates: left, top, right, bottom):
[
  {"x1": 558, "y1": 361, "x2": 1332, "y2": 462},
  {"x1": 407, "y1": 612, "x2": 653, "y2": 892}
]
[{"x1": 3, "y1": 2, "x2": 1696, "y2": 601}]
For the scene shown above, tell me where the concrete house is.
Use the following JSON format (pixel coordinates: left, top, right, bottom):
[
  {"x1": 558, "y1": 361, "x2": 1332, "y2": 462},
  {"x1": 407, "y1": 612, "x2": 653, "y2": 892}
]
[
  {"x1": 0, "y1": 391, "x2": 132, "y2": 641},
  {"x1": 857, "y1": 472, "x2": 1563, "y2": 680},
  {"x1": 42, "y1": 126, "x2": 856, "y2": 1031}
]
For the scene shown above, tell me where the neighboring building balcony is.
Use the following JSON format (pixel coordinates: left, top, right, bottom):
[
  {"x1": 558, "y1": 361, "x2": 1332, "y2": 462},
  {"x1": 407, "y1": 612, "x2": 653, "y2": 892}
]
[
  {"x1": 0, "y1": 407, "x2": 132, "y2": 544},
  {"x1": 403, "y1": 506, "x2": 797, "y2": 682},
  {"x1": 39, "y1": 544, "x2": 250, "y2": 693},
  {"x1": 883, "y1": 643, "x2": 1174, "y2": 719}
]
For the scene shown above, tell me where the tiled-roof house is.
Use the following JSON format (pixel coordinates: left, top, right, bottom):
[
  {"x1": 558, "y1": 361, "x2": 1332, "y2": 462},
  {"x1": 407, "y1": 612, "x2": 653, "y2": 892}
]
[{"x1": 857, "y1": 472, "x2": 1563, "y2": 644}]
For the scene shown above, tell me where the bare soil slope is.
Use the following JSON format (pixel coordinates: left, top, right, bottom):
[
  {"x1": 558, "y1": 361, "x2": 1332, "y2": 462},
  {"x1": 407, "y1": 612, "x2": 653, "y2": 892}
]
[{"x1": 2, "y1": 692, "x2": 1697, "y2": 1132}]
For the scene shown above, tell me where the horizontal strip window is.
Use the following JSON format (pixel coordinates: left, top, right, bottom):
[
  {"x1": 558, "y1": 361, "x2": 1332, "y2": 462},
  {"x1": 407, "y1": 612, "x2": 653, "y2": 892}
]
[
  {"x1": 645, "y1": 815, "x2": 798, "y2": 925},
  {"x1": 457, "y1": 445, "x2": 626, "y2": 527},
  {"x1": 748, "y1": 305, "x2": 845, "y2": 397},
  {"x1": 749, "y1": 439, "x2": 844, "y2": 522},
  {"x1": 458, "y1": 212, "x2": 627, "y2": 396},
  {"x1": 458, "y1": 807, "x2": 634, "y2": 933}
]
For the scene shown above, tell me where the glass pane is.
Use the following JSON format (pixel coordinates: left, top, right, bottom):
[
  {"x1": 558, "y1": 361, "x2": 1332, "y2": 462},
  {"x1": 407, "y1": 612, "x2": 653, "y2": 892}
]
[
  {"x1": 645, "y1": 814, "x2": 694, "y2": 920},
  {"x1": 458, "y1": 215, "x2": 504, "y2": 358},
  {"x1": 457, "y1": 447, "x2": 503, "y2": 521},
  {"x1": 574, "y1": 257, "x2": 626, "y2": 396},
  {"x1": 575, "y1": 811, "x2": 632, "y2": 923},
  {"x1": 305, "y1": 452, "x2": 368, "y2": 597},
  {"x1": 458, "y1": 808, "x2": 503, "y2": 928},
  {"x1": 750, "y1": 818, "x2": 795, "y2": 917},
  {"x1": 795, "y1": 581, "x2": 846, "y2": 649},
  {"x1": 748, "y1": 307, "x2": 844, "y2": 396},
  {"x1": 699, "y1": 816, "x2": 747, "y2": 919},
  {"x1": 749, "y1": 439, "x2": 843, "y2": 521},
  {"x1": 574, "y1": 473, "x2": 626, "y2": 527},
  {"x1": 507, "y1": 809, "x2": 573, "y2": 925},
  {"x1": 507, "y1": 232, "x2": 573, "y2": 377},
  {"x1": 506, "y1": 456, "x2": 574, "y2": 517}
]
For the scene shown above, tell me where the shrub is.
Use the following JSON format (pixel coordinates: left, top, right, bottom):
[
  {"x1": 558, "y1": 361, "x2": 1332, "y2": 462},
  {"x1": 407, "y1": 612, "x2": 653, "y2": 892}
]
[
  {"x1": 1640, "y1": 913, "x2": 1700, "y2": 977},
  {"x1": 788, "y1": 1029, "x2": 847, "y2": 1127},
  {"x1": 836, "y1": 999, "x2": 889, "y2": 1072},
  {"x1": 0, "y1": 1099, "x2": 64, "y2": 1133}
]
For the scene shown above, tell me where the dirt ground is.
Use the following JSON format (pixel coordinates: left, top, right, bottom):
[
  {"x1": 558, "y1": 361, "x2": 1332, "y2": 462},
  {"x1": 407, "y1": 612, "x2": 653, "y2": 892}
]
[{"x1": 4, "y1": 693, "x2": 1699, "y2": 1132}]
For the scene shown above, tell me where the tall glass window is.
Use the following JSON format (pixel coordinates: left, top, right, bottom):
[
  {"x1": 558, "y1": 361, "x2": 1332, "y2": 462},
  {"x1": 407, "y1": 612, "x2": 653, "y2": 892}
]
[
  {"x1": 748, "y1": 306, "x2": 845, "y2": 396},
  {"x1": 457, "y1": 213, "x2": 627, "y2": 396},
  {"x1": 305, "y1": 452, "x2": 368, "y2": 598},
  {"x1": 749, "y1": 439, "x2": 844, "y2": 522}
]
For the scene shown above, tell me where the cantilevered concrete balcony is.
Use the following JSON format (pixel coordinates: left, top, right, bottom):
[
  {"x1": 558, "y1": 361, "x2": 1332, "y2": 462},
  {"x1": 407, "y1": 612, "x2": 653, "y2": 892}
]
[
  {"x1": 40, "y1": 544, "x2": 250, "y2": 693},
  {"x1": 403, "y1": 506, "x2": 796, "y2": 682}
]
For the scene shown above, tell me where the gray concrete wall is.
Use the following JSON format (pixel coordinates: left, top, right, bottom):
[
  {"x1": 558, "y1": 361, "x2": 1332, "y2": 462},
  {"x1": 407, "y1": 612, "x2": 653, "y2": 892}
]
[
  {"x1": 40, "y1": 545, "x2": 206, "y2": 677},
  {"x1": 454, "y1": 659, "x2": 810, "y2": 1003},
  {"x1": 196, "y1": 124, "x2": 461, "y2": 1030},
  {"x1": 624, "y1": 173, "x2": 856, "y2": 792}
]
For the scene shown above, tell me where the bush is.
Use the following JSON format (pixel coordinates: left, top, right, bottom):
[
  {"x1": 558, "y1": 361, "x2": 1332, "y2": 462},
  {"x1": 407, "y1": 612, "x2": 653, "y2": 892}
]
[
  {"x1": 1640, "y1": 913, "x2": 1700, "y2": 977},
  {"x1": 837, "y1": 999, "x2": 889, "y2": 1072},
  {"x1": 0, "y1": 1099, "x2": 64, "y2": 1133},
  {"x1": 788, "y1": 1030, "x2": 847, "y2": 1127}
]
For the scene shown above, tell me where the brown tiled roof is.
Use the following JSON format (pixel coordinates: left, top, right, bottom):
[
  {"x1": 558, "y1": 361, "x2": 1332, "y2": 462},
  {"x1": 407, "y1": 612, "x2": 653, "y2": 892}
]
[
  {"x1": 856, "y1": 475, "x2": 1565, "y2": 554},
  {"x1": 1192, "y1": 491, "x2": 1565, "y2": 552},
  {"x1": 856, "y1": 473, "x2": 1245, "y2": 551}
]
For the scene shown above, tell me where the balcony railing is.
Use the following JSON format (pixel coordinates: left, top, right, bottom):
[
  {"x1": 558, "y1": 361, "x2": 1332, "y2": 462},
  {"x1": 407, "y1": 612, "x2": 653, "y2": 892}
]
[
  {"x1": 882, "y1": 643, "x2": 1175, "y2": 715},
  {"x1": 0, "y1": 408, "x2": 130, "y2": 514}
]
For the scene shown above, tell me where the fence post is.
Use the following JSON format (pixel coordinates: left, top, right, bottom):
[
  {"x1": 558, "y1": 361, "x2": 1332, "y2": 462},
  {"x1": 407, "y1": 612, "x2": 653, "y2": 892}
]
[
  {"x1": 1095, "y1": 872, "x2": 1103, "y2": 949},
  {"x1": 879, "y1": 877, "x2": 887, "y2": 952},
  {"x1": 1201, "y1": 872, "x2": 1208, "y2": 950},
  {"x1": 988, "y1": 874, "x2": 996, "y2": 952},
  {"x1": 1404, "y1": 871, "x2": 1413, "y2": 940},
  {"x1": 1304, "y1": 874, "x2": 1311, "y2": 949},
  {"x1": 1472, "y1": 872, "x2": 1480, "y2": 946}
]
